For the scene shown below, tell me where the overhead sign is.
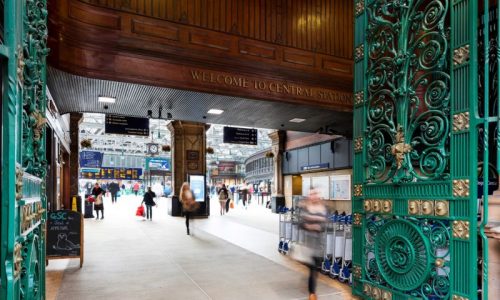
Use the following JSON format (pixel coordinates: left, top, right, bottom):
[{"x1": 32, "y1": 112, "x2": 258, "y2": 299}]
[
  {"x1": 146, "y1": 157, "x2": 171, "y2": 171},
  {"x1": 300, "y1": 163, "x2": 330, "y2": 172},
  {"x1": 105, "y1": 114, "x2": 150, "y2": 136},
  {"x1": 223, "y1": 127, "x2": 257, "y2": 145},
  {"x1": 79, "y1": 151, "x2": 103, "y2": 168},
  {"x1": 80, "y1": 167, "x2": 143, "y2": 180}
]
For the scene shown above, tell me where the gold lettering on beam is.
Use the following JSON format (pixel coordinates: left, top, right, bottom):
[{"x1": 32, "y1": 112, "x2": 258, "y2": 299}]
[{"x1": 189, "y1": 69, "x2": 353, "y2": 106}]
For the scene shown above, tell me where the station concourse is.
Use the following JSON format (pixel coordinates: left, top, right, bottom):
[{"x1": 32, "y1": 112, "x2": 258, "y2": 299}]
[{"x1": 0, "y1": 0, "x2": 499, "y2": 300}]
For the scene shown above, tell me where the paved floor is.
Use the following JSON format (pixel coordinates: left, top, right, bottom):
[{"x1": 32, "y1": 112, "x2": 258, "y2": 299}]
[{"x1": 46, "y1": 194, "x2": 354, "y2": 300}]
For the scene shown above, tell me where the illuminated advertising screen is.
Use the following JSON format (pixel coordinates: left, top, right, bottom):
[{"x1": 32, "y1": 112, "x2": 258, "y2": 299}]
[{"x1": 189, "y1": 175, "x2": 205, "y2": 202}]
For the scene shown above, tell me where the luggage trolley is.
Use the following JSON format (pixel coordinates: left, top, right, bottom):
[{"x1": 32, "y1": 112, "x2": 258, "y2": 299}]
[
  {"x1": 321, "y1": 212, "x2": 337, "y2": 274},
  {"x1": 278, "y1": 207, "x2": 293, "y2": 254},
  {"x1": 330, "y1": 212, "x2": 346, "y2": 278},
  {"x1": 288, "y1": 209, "x2": 300, "y2": 254},
  {"x1": 339, "y1": 215, "x2": 353, "y2": 283}
]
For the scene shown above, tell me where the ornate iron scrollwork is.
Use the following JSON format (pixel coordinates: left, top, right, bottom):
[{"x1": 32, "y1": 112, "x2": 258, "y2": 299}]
[{"x1": 366, "y1": 0, "x2": 450, "y2": 184}]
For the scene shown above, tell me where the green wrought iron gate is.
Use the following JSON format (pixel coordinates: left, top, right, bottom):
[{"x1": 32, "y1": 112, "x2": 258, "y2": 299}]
[
  {"x1": 1, "y1": 0, "x2": 48, "y2": 299},
  {"x1": 352, "y1": 0, "x2": 494, "y2": 299}
]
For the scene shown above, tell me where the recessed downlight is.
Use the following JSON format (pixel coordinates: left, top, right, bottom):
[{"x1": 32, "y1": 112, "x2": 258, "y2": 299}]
[
  {"x1": 207, "y1": 109, "x2": 224, "y2": 115},
  {"x1": 289, "y1": 118, "x2": 306, "y2": 123},
  {"x1": 98, "y1": 96, "x2": 116, "y2": 103}
]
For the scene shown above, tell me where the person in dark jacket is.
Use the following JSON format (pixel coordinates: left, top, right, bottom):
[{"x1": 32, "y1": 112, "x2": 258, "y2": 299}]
[
  {"x1": 92, "y1": 182, "x2": 105, "y2": 220},
  {"x1": 141, "y1": 187, "x2": 157, "y2": 221},
  {"x1": 108, "y1": 181, "x2": 120, "y2": 203}
]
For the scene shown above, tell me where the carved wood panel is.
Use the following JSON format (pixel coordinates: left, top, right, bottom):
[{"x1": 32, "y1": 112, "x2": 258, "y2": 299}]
[{"x1": 79, "y1": 0, "x2": 353, "y2": 59}]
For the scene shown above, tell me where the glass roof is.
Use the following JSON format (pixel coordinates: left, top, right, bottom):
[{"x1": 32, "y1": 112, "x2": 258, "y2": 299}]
[{"x1": 79, "y1": 113, "x2": 272, "y2": 164}]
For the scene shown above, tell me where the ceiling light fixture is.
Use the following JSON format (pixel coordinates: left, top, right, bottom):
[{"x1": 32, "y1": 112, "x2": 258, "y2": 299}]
[
  {"x1": 289, "y1": 118, "x2": 306, "y2": 123},
  {"x1": 207, "y1": 109, "x2": 224, "y2": 115},
  {"x1": 98, "y1": 96, "x2": 116, "y2": 103}
]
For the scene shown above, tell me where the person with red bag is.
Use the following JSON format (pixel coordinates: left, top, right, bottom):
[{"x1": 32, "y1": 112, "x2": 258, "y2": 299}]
[
  {"x1": 136, "y1": 205, "x2": 145, "y2": 217},
  {"x1": 141, "y1": 187, "x2": 157, "y2": 221},
  {"x1": 91, "y1": 182, "x2": 105, "y2": 220}
]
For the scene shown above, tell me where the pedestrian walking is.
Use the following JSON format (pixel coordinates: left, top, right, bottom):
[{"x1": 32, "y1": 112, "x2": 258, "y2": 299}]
[
  {"x1": 179, "y1": 182, "x2": 198, "y2": 235},
  {"x1": 92, "y1": 182, "x2": 105, "y2": 220},
  {"x1": 218, "y1": 184, "x2": 229, "y2": 215},
  {"x1": 133, "y1": 182, "x2": 140, "y2": 196},
  {"x1": 298, "y1": 188, "x2": 327, "y2": 300},
  {"x1": 141, "y1": 187, "x2": 157, "y2": 221},
  {"x1": 108, "y1": 181, "x2": 120, "y2": 203}
]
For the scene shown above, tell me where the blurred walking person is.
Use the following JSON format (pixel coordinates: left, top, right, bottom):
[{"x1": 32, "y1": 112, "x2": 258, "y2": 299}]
[
  {"x1": 298, "y1": 188, "x2": 327, "y2": 300},
  {"x1": 108, "y1": 181, "x2": 120, "y2": 203},
  {"x1": 133, "y1": 181, "x2": 140, "y2": 196},
  {"x1": 179, "y1": 182, "x2": 198, "y2": 235},
  {"x1": 142, "y1": 187, "x2": 157, "y2": 221},
  {"x1": 218, "y1": 184, "x2": 229, "y2": 215}
]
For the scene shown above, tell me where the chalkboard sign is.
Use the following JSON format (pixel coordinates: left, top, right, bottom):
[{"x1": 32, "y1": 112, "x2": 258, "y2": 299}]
[
  {"x1": 46, "y1": 210, "x2": 83, "y2": 267},
  {"x1": 223, "y1": 127, "x2": 258, "y2": 145},
  {"x1": 105, "y1": 114, "x2": 150, "y2": 136}
]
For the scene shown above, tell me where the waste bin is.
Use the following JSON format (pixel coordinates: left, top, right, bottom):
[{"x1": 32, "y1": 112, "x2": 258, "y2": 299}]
[
  {"x1": 84, "y1": 201, "x2": 94, "y2": 218},
  {"x1": 271, "y1": 196, "x2": 286, "y2": 213}
]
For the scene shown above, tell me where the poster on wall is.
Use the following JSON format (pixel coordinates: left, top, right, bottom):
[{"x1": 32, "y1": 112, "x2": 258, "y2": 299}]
[
  {"x1": 189, "y1": 175, "x2": 206, "y2": 202},
  {"x1": 302, "y1": 177, "x2": 311, "y2": 196},
  {"x1": 330, "y1": 175, "x2": 351, "y2": 200},
  {"x1": 311, "y1": 176, "x2": 330, "y2": 199}
]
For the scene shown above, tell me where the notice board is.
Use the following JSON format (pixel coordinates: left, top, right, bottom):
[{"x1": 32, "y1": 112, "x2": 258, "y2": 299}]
[
  {"x1": 46, "y1": 210, "x2": 83, "y2": 267},
  {"x1": 105, "y1": 114, "x2": 150, "y2": 136},
  {"x1": 223, "y1": 127, "x2": 257, "y2": 145}
]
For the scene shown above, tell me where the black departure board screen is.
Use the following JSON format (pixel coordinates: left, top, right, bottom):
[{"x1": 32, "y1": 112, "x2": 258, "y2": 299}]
[
  {"x1": 105, "y1": 114, "x2": 149, "y2": 136},
  {"x1": 223, "y1": 127, "x2": 258, "y2": 145}
]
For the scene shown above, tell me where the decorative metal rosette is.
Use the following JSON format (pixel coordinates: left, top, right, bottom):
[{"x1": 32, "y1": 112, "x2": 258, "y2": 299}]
[{"x1": 375, "y1": 219, "x2": 431, "y2": 291}]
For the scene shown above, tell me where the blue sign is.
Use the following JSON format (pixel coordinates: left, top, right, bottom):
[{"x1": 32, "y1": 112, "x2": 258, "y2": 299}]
[
  {"x1": 300, "y1": 163, "x2": 330, "y2": 171},
  {"x1": 147, "y1": 158, "x2": 171, "y2": 171},
  {"x1": 80, "y1": 151, "x2": 103, "y2": 168}
]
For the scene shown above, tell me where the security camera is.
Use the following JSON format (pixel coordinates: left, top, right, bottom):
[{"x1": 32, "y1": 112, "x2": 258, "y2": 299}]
[
  {"x1": 104, "y1": 105, "x2": 109, "y2": 110},
  {"x1": 167, "y1": 112, "x2": 173, "y2": 120},
  {"x1": 147, "y1": 110, "x2": 153, "y2": 118}
]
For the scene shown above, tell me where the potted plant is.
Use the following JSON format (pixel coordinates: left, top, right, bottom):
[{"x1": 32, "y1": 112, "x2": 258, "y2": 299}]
[
  {"x1": 80, "y1": 139, "x2": 92, "y2": 149},
  {"x1": 206, "y1": 147, "x2": 214, "y2": 154},
  {"x1": 265, "y1": 151, "x2": 274, "y2": 158},
  {"x1": 162, "y1": 145, "x2": 171, "y2": 152}
]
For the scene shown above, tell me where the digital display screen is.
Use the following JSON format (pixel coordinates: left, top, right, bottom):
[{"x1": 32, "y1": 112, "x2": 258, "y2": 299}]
[{"x1": 189, "y1": 175, "x2": 205, "y2": 202}]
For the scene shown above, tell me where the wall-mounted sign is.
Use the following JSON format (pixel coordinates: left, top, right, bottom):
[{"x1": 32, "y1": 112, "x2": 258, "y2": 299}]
[
  {"x1": 300, "y1": 163, "x2": 330, "y2": 172},
  {"x1": 223, "y1": 127, "x2": 257, "y2": 145},
  {"x1": 105, "y1": 114, "x2": 150, "y2": 136},
  {"x1": 79, "y1": 151, "x2": 103, "y2": 168},
  {"x1": 80, "y1": 167, "x2": 143, "y2": 180}
]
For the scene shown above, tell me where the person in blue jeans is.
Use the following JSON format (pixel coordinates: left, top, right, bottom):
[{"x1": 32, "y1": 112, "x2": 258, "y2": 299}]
[{"x1": 141, "y1": 187, "x2": 157, "y2": 221}]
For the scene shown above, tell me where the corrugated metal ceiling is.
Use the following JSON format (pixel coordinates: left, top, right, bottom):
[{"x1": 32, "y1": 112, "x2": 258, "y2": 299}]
[{"x1": 47, "y1": 67, "x2": 352, "y2": 135}]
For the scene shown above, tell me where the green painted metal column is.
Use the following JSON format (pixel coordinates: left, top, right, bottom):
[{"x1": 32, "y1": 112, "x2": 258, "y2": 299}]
[
  {"x1": 352, "y1": 0, "x2": 483, "y2": 299},
  {"x1": 1, "y1": 0, "x2": 48, "y2": 299}
]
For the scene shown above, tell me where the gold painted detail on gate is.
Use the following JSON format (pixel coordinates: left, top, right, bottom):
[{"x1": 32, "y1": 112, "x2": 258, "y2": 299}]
[
  {"x1": 453, "y1": 112, "x2": 470, "y2": 132},
  {"x1": 353, "y1": 213, "x2": 362, "y2": 226},
  {"x1": 453, "y1": 179, "x2": 470, "y2": 197},
  {"x1": 354, "y1": 90, "x2": 364, "y2": 105},
  {"x1": 408, "y1": 200, "x2": 449, "y2": 217},
  {"x1": 364, "y1": 199, "x2": 392, "y2": 214},
  {"x1": 354, "y1": 44, "x2": 364, "y2": 62},
  {"x1": 352, "y1": 265, "x2": 362, "y2": 279},
  {"x1": 15, "y1": 165, "x2": 24, "y2": 201},
  {"x1": 453, "y1": 45, "x2": 470, "y2": 66},
  {"x1": 452, "y1": 295, "x2": 468, "y2": 300},
  {"x1": 391, "y1": 125, "x2": 412, "y2": 169},
  {"x1": 14, "y1": 243, "x2": 23, "y2": 278},
  {"x1": 355, "y1": 0, "x2": 364, "y2": 16},
  {"x1": 363, "y1": 283, "x2": 391, "y2": 300},
  {"x1": 453, "y1": 220, "x2": 470, "y2": 240},
  {"x1": 354, "y1": 184, "x2": 363, "y2": 197},
  {"x1": 354, "y1": 137, "x2": 363, "y2": 152}
]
